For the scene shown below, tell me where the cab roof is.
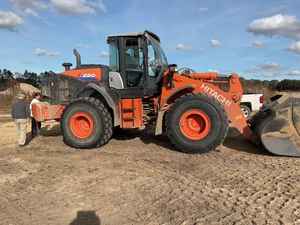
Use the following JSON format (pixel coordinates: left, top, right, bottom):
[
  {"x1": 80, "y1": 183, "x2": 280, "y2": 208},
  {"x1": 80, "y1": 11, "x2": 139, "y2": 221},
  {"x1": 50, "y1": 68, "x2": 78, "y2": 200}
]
[{"x1": 107, "y1": 30, "x2": 160, "y2": 43}]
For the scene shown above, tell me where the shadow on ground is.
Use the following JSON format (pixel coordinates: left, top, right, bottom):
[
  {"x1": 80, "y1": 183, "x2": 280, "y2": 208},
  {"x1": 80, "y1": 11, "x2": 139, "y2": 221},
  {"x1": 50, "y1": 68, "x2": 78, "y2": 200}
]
[
  {"x1": 113, "y1": 128, "x2": 178, "y2": 151},
  {"x1": 25, "y1": 132, "x2": 33, "y2": 145},
  {"x1": 223, "y1": 136, "x2": 271, "y2": 156},
  {"x1": 40, "y1": 123, "x2": 61, "y2": 136},
  {"x1": 40, "y1": 124, "x2": 272, "y2": 156},
  {"x1": 69, "y1": 211, "x2": 101, "y2": 225},
  {"x1": 113, "y1": 127, "x2": 271, "y2": 155}
]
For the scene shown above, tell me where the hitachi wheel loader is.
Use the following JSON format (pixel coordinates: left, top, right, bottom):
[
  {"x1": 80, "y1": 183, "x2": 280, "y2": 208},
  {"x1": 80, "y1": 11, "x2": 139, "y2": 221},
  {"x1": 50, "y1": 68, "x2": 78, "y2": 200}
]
[{"x1": 32, "y1": 31, "x2": 300, "y2": 157}]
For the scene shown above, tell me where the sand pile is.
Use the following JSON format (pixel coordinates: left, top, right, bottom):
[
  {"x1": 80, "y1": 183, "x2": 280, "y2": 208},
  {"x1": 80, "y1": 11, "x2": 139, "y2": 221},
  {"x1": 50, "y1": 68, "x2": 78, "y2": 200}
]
[
  {"x1": 0, "y1": 82, "x2": 40, "y2": 96},
  {"x1": 19, "y1": 83, "x2": 40, "y2": 95}
]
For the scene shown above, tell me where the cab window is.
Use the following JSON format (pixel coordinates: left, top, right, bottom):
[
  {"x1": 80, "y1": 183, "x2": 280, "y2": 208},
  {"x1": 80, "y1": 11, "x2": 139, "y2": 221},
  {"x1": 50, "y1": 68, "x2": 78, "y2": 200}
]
[
  {"x1": 147, "y1": 36, "x2": 168, "y2": 78},
  {"x1": 148, "y1": 43, "x2": 156, "y2": 77},
  {"x1": 124, "y1": 39, "x2": 144, "y2": 70},
  {"x1": 109, "y1": 42, "x2": 119, "y2": 72},
  {"x1": 124, "y1": 38, "x2": 144, "y2": 87}
]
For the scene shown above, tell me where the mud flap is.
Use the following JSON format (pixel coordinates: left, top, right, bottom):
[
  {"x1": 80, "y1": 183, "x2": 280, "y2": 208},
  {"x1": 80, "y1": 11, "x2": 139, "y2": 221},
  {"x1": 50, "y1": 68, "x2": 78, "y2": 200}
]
[{"x1": 252, "y1": 95, "x2": 300, "y2": 157}]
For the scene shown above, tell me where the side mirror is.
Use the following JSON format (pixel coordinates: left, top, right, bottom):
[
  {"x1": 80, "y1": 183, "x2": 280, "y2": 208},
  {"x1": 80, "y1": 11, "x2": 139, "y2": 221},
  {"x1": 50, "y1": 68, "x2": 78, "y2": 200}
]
[
  {"x1": 166, "y1": 64, "x2": 177, "y2": 88},
  {"x1": 168, "y1": 64, "x2": 177, "y2": 72}
]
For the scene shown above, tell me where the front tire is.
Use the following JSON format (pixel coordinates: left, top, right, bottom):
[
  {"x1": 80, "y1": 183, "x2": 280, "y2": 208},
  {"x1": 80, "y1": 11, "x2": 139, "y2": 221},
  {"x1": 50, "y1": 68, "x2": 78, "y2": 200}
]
[
  {"x1": 61, "y1": 97, "x2": 113, "y2": 149},
  {"x1": 166, "y1": 94, "x2": 228, "y2": 154}
]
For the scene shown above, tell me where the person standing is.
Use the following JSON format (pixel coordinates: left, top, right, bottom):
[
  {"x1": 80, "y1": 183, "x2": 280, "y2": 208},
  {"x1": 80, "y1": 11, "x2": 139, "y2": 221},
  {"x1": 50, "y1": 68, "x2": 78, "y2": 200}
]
[
  {"x1": 11, "y1": 93, "x2": 30, "y2": 147},
  {"x1": 30, "y1": 92, "x2": 42, "y2": 137}
]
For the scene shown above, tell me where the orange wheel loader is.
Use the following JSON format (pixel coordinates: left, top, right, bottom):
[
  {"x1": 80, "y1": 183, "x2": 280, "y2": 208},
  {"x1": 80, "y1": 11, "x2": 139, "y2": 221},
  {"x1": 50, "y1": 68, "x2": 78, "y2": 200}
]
[{"x1": 32, "y1": 31, "x2": 300, "y2": 157}]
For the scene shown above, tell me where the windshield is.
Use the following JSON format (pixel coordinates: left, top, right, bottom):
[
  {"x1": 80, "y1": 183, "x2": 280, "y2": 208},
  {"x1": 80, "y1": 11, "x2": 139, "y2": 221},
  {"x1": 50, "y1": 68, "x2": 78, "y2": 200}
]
[
  {"x1": 148, "y1": 35, "x2": 168, "y2": 67},
  {"x1": 147, "y1": 34, "x2": 168, "y2": 77}
]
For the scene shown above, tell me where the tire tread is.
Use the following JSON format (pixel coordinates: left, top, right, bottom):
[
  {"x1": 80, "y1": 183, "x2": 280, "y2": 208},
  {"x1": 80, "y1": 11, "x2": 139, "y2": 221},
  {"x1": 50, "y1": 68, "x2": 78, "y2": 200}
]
[
  {"x1": 166, "y1": 93, "x2": 229, "y2": 154},
  {"x1": 61, "y1": 97, "x2": 113, "y2": 149}
]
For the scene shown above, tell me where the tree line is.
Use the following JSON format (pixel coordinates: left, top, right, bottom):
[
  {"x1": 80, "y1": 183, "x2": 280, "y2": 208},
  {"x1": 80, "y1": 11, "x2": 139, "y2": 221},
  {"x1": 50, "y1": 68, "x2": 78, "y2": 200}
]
[
  {"x1": 0, "y1": 69, "x2": 45, "y2": 91},
  {"x1": 1, "y1": 68, "x2": 300, "y2": 92},
  {"x1": 240, "y1": 78, "x2": 300, "y2": 93}
]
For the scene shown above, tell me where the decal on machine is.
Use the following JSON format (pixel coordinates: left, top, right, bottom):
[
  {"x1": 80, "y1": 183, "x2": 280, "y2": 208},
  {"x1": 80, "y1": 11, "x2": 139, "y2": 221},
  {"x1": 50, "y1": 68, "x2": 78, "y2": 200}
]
[
  {"x1": 201, "y1": 83, "x2": 232, "y2": 107},
  {"x1": 79, "y1": 73, "x2": 97, "y2": 81}
]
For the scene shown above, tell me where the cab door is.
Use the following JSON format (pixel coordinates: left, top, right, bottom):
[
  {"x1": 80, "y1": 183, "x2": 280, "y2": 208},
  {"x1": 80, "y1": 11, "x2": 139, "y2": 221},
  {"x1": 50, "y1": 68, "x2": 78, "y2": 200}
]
[
  {"x1": 115, "y1": 36, "x2": 146, "y2": 98},
  {"x1": 108, "y1": 35, "x2": 167, "y2": 98},
  {"x1": 108, "y1": 37, "x2": 146, "y2": 128}
]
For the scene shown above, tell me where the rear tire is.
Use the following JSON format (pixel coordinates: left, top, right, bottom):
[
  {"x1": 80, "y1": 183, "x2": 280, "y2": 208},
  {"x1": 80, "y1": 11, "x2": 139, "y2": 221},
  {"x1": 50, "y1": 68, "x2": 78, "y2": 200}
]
[
  {"x1": 61, "y1": 97, "x2": 113, "y2": 149},
  {"x1": 166, "y1": 94, "x2": 228, "y2": 154}
]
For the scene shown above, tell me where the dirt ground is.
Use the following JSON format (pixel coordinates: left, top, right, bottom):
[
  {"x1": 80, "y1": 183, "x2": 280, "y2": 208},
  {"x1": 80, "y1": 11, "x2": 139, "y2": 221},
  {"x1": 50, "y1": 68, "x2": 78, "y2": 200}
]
[{"x1": 0, "y1": 117, "x2": 300, "y2": 225}]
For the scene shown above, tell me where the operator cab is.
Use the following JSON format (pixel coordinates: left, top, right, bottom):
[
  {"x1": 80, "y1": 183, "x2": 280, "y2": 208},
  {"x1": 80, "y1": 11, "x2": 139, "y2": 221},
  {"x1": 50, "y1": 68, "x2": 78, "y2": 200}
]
[{"x1": 107, "y1": 31, "x2": 168, "y2": 97}]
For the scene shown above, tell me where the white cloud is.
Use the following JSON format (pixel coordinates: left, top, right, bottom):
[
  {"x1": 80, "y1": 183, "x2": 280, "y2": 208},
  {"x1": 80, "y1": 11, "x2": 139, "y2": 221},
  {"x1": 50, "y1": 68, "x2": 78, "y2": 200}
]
[
  {"x1": 24, "y1": 8, "x2": 38, "y2": 16},
  {"x1": 198, "y1": 7, "x2": 208, "y2": 12},
  {"x1": 50, "y1": 0, "x2": 106, "y2": 15},
  {"x1": 34, "y1": 48, "x2": 47, "y2": 56},
  {"x1": 176, "y1": 43, "x2": 192, "y2": 51},
  {"x1": 9, "y1": 0, "x2": 106, "y2": 16},
  {"x1": 287, "y1": 41, "x2": 300, "y2": 54},
  {"x1": 9, "y1": 0, "x2": 48, "y2": 16},
  {"x1": 252, "y1": 41, "x2": 264, "y2": 48},
  {"x1": 88, "y1": 0, "x2": 106, "y2": 13},
  {"x1": 34, "y1": 48, "x2": 60, "y2": 57},
  {"x1": 210, "y1": 39, "x2": 221, "y2": 47},
  {"x1": 99, "y1": 51, "x2": 109, "y2": 58},
  {"x1": 248, "y1": 14, "x2": 300, "y2": 40},
  {"x1": 0, "y1": 11, "x2": 23, "y2": 30},
  {"x1": 208, "y1": 69, "x2": 219, "y2": 73},
  {"x1": 47, "y1": 51, "x2": 60, "y2": 57},
  {"x1": 247, "y1": 63, "x2": 282, "y2": 77},
  {"x1": 10, "y1": 0, "x2": 47, "y2": 10},
  {"x1": 288, "y1": 70, "x2": 300, "y2": 76},
  {"x1": 258, "y1": 63, "x2": 281, "y2": 72}
]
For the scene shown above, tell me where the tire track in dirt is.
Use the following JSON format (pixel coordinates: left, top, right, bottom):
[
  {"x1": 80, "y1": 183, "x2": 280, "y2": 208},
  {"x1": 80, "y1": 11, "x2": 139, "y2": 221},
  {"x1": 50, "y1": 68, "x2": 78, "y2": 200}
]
[{"x1": 0, "y1": 131, "x2": 299, "y2": 225}]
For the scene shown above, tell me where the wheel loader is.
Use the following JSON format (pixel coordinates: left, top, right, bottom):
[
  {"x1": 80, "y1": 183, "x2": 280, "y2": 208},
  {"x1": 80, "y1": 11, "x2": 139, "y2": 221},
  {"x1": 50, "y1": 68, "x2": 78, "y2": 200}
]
[{"x1": 32, "y1": 30, "x2": 300, "y2": 157}]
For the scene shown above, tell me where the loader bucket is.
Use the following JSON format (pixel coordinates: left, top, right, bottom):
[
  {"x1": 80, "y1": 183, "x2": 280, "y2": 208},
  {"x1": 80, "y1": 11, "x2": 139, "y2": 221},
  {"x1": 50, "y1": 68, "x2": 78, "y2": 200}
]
[{"x1": 251, "y1": 94, "x2": 300, "y2": 157}]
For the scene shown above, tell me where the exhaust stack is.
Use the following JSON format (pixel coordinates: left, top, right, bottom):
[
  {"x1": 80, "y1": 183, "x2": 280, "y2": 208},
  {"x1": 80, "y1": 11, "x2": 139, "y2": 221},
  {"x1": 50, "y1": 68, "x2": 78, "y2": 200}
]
[{"x1": 73, "y1": 49, "x2": 81, "y2": 67}]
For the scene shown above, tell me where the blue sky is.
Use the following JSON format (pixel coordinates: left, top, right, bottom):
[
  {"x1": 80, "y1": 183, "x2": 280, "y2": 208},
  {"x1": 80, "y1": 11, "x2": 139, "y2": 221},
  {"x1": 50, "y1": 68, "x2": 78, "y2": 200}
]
[{"x1": 0, "y1": 0, "x2": 300, "y2": 80}]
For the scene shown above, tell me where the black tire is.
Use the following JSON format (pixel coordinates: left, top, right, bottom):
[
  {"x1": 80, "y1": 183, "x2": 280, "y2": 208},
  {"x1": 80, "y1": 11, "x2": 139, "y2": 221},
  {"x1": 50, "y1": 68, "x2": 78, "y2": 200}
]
[
  {"x1": 240, "y1": 104, "x2": 251, "y2": 118},
  {"x1": 61, "y1": 97, "x2": 113, "y2": 149},
  {"x1": 166, "y1": 94, "x2": 229, "y2": 154}
]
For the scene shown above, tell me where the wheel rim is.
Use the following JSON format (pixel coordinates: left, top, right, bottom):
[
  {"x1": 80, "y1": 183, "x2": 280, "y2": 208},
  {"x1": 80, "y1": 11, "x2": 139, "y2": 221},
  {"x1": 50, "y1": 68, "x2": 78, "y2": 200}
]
[
  {"x1": 241, "y1": 107, "x2": 249, "y2": 118},
  {"x1": 69, "y1": 112, "x2": 94, "y2": 139},
  {"x1": 179, "y1": 109, "x2": 211, "y2": 140}
]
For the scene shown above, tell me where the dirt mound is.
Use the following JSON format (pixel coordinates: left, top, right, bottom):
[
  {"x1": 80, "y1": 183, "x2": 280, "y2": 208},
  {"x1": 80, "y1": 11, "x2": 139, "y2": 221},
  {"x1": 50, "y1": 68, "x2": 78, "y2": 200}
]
[
  {"x1": 19, "y1": 83, "x2": 40, "y2": 95},
  {"x1": 0, "y1": 82, "x2": 39, "y2": 96}
]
